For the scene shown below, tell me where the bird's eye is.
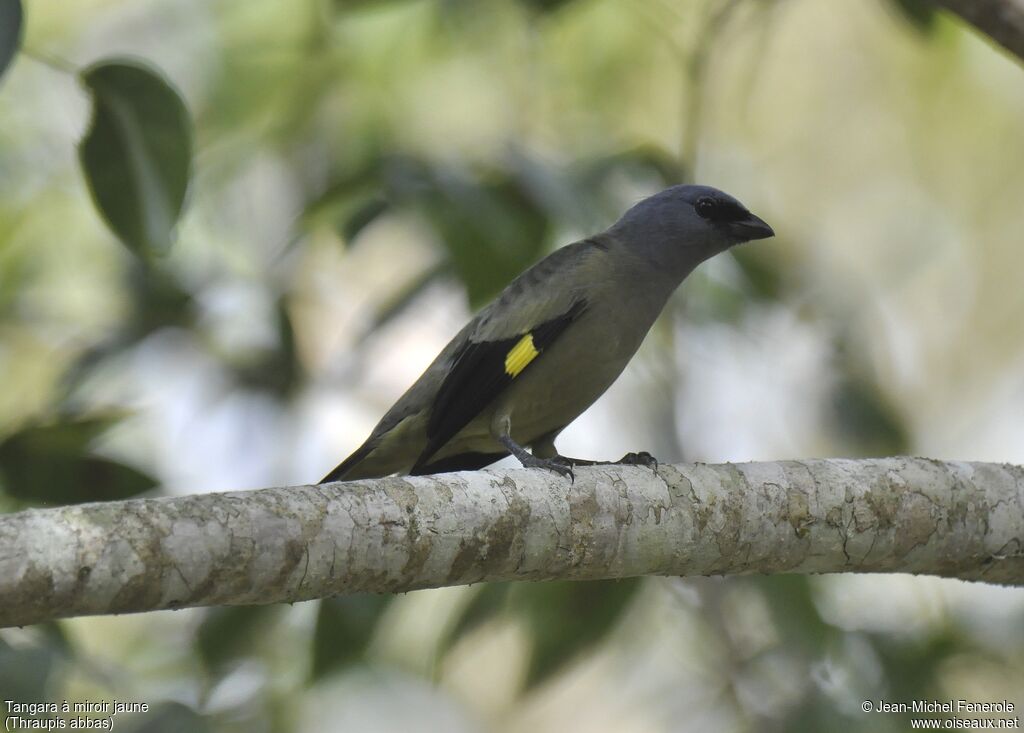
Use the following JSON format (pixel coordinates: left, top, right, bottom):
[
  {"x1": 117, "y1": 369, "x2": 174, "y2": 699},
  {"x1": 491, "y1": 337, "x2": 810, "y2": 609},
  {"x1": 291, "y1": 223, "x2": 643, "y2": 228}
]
[
  {"x1": 694, "y1": 196, "x2": 748, "y2": 223},
  {"x1": 694, "y1": 197, "x2": 717, "y2": 219}
]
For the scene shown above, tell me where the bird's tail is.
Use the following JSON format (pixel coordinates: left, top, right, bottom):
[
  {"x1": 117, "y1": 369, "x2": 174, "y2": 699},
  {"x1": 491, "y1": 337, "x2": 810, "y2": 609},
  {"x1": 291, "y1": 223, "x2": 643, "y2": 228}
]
[
  {"x1": 319, "y1": 441, "x2": 375, "y2": 484},
  {"x1": 320, "y1": 444, "x2": 509, "y2": 483}
]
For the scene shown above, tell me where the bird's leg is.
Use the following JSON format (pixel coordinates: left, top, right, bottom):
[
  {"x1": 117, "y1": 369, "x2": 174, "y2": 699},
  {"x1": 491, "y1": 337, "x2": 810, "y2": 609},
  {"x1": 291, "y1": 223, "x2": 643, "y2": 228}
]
[
  {"x1": 497, "y1": 434, "x2": 574, "y2": 480},
  {"x1": 532, "y1": 433, "x2": 657, "y2": 472},
  {"x1": 494, "y1": 419, "x2": 574, "y2": 480}
]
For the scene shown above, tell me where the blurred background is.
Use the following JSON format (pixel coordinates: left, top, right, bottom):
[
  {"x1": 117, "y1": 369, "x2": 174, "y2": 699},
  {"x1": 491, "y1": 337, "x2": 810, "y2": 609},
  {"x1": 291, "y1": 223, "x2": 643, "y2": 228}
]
[{"x1": 2, "y1": 0, "x2": 1024, "y2": 730}]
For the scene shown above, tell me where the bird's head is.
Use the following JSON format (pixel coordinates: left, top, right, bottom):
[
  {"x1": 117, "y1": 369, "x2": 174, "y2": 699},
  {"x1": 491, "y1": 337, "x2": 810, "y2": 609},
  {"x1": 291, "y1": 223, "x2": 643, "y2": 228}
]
[{"x1": 609, "y1": 184, "x2": 774, "y2": 277}]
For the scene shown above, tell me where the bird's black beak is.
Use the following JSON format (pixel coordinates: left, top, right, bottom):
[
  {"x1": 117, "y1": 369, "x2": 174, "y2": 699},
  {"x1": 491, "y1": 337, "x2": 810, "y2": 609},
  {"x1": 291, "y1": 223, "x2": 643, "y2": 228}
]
[{"x1": 725, "y1": 213, "x2": 774, "y2": 242}]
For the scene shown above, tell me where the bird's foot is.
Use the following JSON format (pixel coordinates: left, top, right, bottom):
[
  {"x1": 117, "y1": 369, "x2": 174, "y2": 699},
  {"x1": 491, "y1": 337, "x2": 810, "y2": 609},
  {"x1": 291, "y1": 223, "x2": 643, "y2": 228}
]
[
  {"x1": 551, "y1": 454, "x2": 598, "y2": 467},
  {"x1": 499, "y1": 434, "x2": 574, "y2": 481},
  {"x1": 540, "y1": 452, "x2": 658, "y2": 474},
  {"x1": 519, "y1": 453, "x2": 575, "y2": 481},
  {"x1": 555, "y1": 452, "x2": 658, "y2": 468},
  {"x1": 616, "y1": 451, "x2": 659, "y2": 470}
]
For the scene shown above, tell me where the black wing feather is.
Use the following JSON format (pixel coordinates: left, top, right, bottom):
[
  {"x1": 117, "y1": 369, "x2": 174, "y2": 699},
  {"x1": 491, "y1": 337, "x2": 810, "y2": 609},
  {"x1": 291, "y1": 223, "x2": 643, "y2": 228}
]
[
  {"x1": 411, "y1": 299, "x2": 587, "y2": 472},
  {"x1": 319, "y1": 440, "x2": 373, "y2": 483}
]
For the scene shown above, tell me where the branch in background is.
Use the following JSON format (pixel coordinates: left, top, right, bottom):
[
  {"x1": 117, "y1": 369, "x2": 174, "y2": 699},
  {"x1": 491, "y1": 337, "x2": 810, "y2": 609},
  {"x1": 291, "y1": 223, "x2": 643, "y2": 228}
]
[
  {"x1": 1, "y1": 458, "x2": 1022, "y2": 628},
  {"x1": 932, "y1": 0, "x2": 1024, "y2": 63}
]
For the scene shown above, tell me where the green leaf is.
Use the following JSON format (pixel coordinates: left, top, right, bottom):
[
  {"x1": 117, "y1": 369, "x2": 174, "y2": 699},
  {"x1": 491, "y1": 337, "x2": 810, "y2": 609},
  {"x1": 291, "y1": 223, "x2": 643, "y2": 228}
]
[
  {"x1": 311, "y1": 594, "x2": 392, "y2": 679},
  {"x1": 196, "y1": 605, "x2": 282, "y2": 673},
  {"x1": 0, "y1": 417, "x2": 158, "y2": 505},
  {"x1": 78, "y1": 60, "x2": 193, "y2": 258},
  {"x1": 0, "y1": 0, "x2": 23, "y2": 83},
  {"x1": 516, "y1": 579, "x2": 641, "y2": 689}
]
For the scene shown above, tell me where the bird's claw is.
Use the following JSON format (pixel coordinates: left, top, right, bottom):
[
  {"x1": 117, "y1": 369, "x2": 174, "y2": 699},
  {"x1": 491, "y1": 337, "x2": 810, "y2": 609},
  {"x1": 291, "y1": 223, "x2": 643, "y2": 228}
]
[
  {"x1": 521, "y1": 455, "x2": 574, "y2": 482},
  {"x1": 617, "y1": 451, "x2": 659, "y2": 470},
  {"x1": 543, "y1": 456, "x2": 575, "y2": 482}
]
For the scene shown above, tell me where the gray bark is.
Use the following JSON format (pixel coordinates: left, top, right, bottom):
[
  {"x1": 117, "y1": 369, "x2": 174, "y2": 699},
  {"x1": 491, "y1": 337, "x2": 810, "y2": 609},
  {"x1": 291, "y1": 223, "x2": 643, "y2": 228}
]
[
  {"x1": 932, "y1": 0, "x2": 1024, "y2": 64},
  {"x1": 1, "y1": 458, "x2": 1022, "y2": 628}
]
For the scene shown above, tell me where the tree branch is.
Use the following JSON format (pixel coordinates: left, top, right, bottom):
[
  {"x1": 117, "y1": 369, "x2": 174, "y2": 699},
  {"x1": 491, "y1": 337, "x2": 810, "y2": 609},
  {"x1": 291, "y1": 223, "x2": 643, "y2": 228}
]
[
  {"x1": 1, "y1": 458, "x2": 1022, "y2": 628},
  {"x1": 931, "y1": 0, "x2": 1024, "y2": 64}
]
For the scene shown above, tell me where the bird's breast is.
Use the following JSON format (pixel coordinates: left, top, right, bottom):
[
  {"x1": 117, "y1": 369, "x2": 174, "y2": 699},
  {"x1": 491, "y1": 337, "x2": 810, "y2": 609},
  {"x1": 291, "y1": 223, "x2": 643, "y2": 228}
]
[{"x1": 497, "y1": 301, "x2": 656, "y2": 441}]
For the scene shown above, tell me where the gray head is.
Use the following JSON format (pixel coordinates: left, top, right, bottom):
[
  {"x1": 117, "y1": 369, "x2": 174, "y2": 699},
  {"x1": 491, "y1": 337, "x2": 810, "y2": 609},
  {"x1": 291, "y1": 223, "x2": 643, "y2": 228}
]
[{"x1": 608, "y1": 184, "x2": 774, "y2": 278}]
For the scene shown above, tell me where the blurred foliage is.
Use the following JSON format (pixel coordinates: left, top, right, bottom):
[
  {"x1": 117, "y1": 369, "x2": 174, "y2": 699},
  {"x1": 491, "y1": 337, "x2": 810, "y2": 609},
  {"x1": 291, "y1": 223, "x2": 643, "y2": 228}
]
[
  {"x1": 871, "y1": 627, "x2": 961, "y2": 704},
  {"x1": 1, "y1": 0, "x2": 1023, "y2": 730},
  {"x1": 196, "y1": 605, "x2": 286, "y2": 674},
  {"x1": 515, "y1": 579, "x2": 641, "y2": 688},
  {"x1": 0, "y1": 635, "x2": 63, "y2": 702},
  {"x1": 441, "y1": 579, "x2": 641, "y2": 689},
  {"x1": 0, "y1": 416, "x2": 157, "y2": 506},
  {"x1": 441, "y1": 582, "x2": 512, "y2": 652},
  {"x1": 888, "y1": 0, "x2": 939, "y2": 34},
  {"x1": 829, "y1": 365, "x2": 910, "y2": 457},
  {"x1": 757, "y1": 574, "x2": 837, "y2": 654},
  {"x1": 118, "y1": 703, "x2": 211, "y2": 733},
  {"x1": 517, "y1": 0, "x2": 580, "y2": 14},
  {"x1": 0, "y1": 0, "x2": 21, "y2": 82},
  {"x1": 305, "y1": 146, "x2": 685, "y2": 308},
  {"x1": 229, "y1": 297, "x2": 305, "y2": 398},
  {"x1": 311, "y1": 594, "x2": 393, "y2": 679},
  {"x1": 307, "y1": 153, "x2": 560, "y2": 307}
]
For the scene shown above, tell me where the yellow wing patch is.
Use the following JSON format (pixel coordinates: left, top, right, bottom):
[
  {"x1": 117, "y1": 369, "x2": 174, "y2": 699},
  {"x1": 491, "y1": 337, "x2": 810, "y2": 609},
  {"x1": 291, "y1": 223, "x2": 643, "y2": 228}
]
[{"x1": 504, "y1": 334, "x2": 539, "y2": 377}]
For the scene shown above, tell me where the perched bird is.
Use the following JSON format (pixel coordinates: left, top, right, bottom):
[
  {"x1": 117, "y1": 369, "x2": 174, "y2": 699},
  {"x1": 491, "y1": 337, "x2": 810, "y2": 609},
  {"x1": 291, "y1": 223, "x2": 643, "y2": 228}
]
[{"x1": 321, "y1": 184, "x2": 773, "y2": 483}]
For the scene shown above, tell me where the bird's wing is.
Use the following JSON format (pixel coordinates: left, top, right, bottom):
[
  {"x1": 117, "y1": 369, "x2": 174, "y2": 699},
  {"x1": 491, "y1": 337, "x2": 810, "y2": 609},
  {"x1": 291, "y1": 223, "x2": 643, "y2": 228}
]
[
  {"x1": 411, "y1": 297, "x2": 588, "y2": 472},
  {"x1": 407, "y1": 239, "x2": 605, "y2": 472},
  {"x1": 321, "y1": 238, "x2": 608, "y2": 483}
]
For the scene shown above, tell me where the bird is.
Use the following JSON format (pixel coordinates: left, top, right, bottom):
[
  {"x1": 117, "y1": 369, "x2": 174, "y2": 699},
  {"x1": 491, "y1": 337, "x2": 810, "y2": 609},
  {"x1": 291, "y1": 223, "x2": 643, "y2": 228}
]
[{"x1": 320, "y1": 184, "x2": 774, "y2": 483}]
